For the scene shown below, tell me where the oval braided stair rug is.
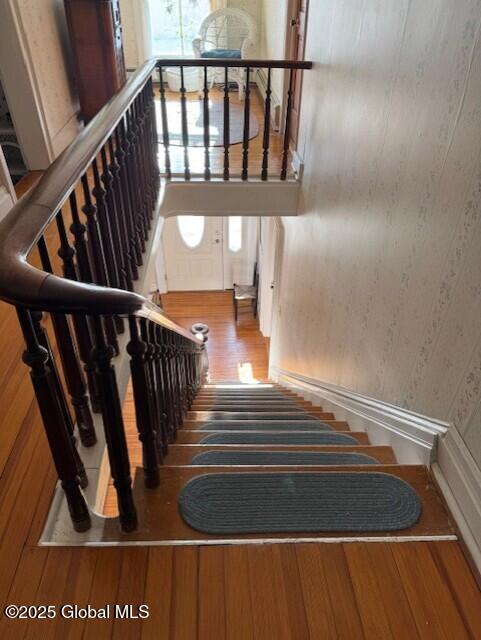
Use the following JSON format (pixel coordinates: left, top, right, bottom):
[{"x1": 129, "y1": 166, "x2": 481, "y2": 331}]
[
  {"x1": 202, "y1": 412, "x2": 320, "y2": 420},
  {"x1": 178, "y1": 472, "x2": 422, "y2": 534},
  {"x1": 200, "y1": 432, "x2": 358, "y2": 445},
  {"x1": 191, "y1": 451, "x2": 378, "y2": 466},
  {"x1": 201, "y1": 406, "x2": 307, "y2": 412},
  {"x1": 199, "y1": 420, "x2": 334, "y2": 432}
]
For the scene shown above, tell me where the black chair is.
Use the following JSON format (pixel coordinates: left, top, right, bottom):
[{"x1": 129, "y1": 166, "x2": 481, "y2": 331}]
[{"x1": 233, "y1": 262, "x2": 258, "y2": 321}]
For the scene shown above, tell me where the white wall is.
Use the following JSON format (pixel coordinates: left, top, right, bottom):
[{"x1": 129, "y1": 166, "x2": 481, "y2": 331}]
[
  {"x1": 0, "y1": 0, "x2": 79, "y2": 169},
  {"x1": 273, "y1": 0, "x2": 481, "y2": 470},
  {"x1": 260, "y1": 0, "x2": 288, "y2": 103}
]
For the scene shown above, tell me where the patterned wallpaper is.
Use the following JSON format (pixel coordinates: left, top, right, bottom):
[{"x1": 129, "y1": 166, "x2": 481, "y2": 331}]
[
  {"x1": 14, "y1": 0, "x2": 79, "y2": 157},
  {"x1": 275, "y1": 0, "x2": 481, "y2": 467}
]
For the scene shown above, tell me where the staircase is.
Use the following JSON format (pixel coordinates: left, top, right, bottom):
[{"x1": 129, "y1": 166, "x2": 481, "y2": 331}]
[{"x1": 115, "y1": 381, "x2": 455, "y2": 543}]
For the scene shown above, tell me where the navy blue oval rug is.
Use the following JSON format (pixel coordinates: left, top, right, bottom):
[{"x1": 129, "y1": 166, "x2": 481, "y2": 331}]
[
  {"x1": 178, "y1": 472, "x2": 422, "y2": 534},
  {"x1": 191, "y1": 451, "x2": 378, "y2": 466}
]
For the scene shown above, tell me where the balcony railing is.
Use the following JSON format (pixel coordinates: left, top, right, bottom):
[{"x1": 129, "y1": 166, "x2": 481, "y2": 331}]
[{"x1": 0, "y1": 57, "x2": 311, "y2": 533}]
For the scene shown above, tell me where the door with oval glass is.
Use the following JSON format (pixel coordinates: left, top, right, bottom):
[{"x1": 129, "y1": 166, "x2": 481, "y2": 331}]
[
  {"x1": 162, "y1": 215, "x2": 257, "y2": 291},
  {"x1": 162, "y1": 215, "x2": 224, "y2": 290}
]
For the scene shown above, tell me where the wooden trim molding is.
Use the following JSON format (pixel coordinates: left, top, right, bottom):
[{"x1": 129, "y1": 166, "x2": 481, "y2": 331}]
[
  {"x1": 433, "y1": 428, "x2": 481, "y2": 573},
  {"x1": 271, "y1": 367, "x2": 449, "y2": 466}
]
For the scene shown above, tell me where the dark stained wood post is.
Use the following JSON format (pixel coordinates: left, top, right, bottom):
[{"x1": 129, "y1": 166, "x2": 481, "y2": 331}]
[
  {"x1": 91, "y1": 315, "x2": 137, "y2": 532},
  {"x1": 107, "y1": 136, "x2": 135, "y2": 290},
  {"x1": 100, "y1": 146, "x2": 129, "y2": 291},
  {"x1": 115, "y1": 125, "x2": 142, "y2": 274},
  {"x1": 17, "y1": 307, "x2": 91, "y2": 532},
  {"x1": 81, "y1": 172, "x2": 119, "y2": 354},
  {"x1": 261, "y1": 68, "x2": 272, "y2": 181},
  {"x1": 150, "y1": 322, "x2": 169, "y2": 455},
  {"x1": 157, "y1": 64, "x2": 172, "y2": 179},
  {"x1": 281, "y1": 68, "x2": 295, "y2": 181},
  {"x1": 241, "y1": 66, "x2": 251, "y2": 181},
  {"x1": 127, "y1": 317, "x2": 160, "y2": 487},
  {"x1": 37, "y1": 235, "x2": 97, "y2": 448},
  {"x1": 179, "y1": 66, "x2": 191, "y2": 181},
  {"x1": 67, "y1": 193, "x2": 102, "y2": 413},
  {"x1": 203, "y1": 67, "x2": 211, "y2": 180},
  {"x1": 223, "y1": 67, "x2": 230, "y2": 180}
]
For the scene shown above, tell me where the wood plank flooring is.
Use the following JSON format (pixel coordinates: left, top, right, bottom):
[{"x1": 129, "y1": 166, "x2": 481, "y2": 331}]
[{"x1": 0, "y1": 175, "x2": 480, "y2": 638}]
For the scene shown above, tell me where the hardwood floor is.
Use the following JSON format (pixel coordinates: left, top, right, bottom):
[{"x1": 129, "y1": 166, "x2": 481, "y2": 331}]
[
  {"x1": 161, "y1": 290, "x2": 270, "y2": 381},
  {"x1": 0, "y1": 167, "x2": 480, "y2": 638}
]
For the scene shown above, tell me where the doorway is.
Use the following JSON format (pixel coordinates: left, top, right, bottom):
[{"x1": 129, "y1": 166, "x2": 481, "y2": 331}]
[
  {"x1": 287, "y1": 0, "x2": 309, "y2": 148},
  {"x1": 162, "y1": 215, "x2": 258, "y2": 291}
]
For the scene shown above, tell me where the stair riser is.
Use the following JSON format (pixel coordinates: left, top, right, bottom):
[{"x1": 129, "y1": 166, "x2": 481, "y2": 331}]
[
  {"x1": 164, "y1": 445, "x2": 397, "y2": 465},
  {"x1": 176, "y1": 431, "x2": 370, "y2": 444}
]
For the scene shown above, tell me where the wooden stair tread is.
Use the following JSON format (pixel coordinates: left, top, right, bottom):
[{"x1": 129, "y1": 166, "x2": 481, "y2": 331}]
[
  {"x1": 101, "y1": 465, "x2": 456, "y2": 542},
  {"x1": 163, "y1": 444, "x2": 397, "y2": 465}
]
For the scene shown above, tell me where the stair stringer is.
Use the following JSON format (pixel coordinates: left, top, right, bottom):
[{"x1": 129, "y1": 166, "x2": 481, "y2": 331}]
[{"x1": 271, "y1": 368, "x2": 449, "y2": 467}]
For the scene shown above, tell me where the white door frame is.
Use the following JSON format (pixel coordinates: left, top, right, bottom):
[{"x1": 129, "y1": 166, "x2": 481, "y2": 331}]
[{"x1": 268, "y1": 217, "x2": 285, "y2": 376}]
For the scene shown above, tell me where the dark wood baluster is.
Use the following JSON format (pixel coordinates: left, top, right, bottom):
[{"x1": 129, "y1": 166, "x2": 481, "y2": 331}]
[
  {"x1": 81, "y1": 173, "x2": 119, "y2": 354},
  {"x1": 115, "y1": 126, "x2": 142, "y2": 275},
  {"x1": 159, "y1": 326, "x2": 176, "y2": 442},
  {"x1": 137, "y1": 92, "x2": 153, "y2": 219},
  {"x1": 147, "y1": 77, "x2": 161, "y2": 198},
  {"x1": 92, "y1": 157, "x2": 124, "y2": 335},
  {"x1": 91, "y1": 315, "x2": 137, "y2": 532},
  {"x1": 241, "y1": 66, "x2": 251, "y2": 181},
  {"x1": 124, "y1": 113, "x2": 147, "y2": 253},
  {"x1": 179, "y1": 66, "x2": 191, "y2": 181},
  {"x1": 127, "y1": 317, "x2": 160, "y2": 487},
  {"x1": 150, "y1": 323, "x2": 169, "y2": 456},
  {"x1": 67, "y1": 191, "x2": 102, "y2": 413},
  {"x1": 108, "y1": 137, "x2": 134, "y2": 290},
  {"x1": 281, "y1": 68, "x2": 295, "y2": 181},
  {"x1": 170, "y1": 332, "x2": 184, "y2": 428},
  {"x1": 141, "y1": 91, "x2": 155, "y2": 223},
  {"x1": 203, "y1": 67, "x2": 211, "y2": 180},
  {"x1": 261, "y1": 68, "x2": 272, "y2": 181},
  {"x1": 130, "y1": 101, "x2": 150, "y2": 237},
  {"x1": 100, "y1": 146, "x2": 128, "y2": 291},
  {"x1": 17, "y1": 307, "x2": 91, "y2": 532},
  {"x1": 43, "y1": 220, "x2": 98, "y2": 446},
  {"x1": 140, "y1": 318, "x2": 162, "y2": 455},
  {"x1": 157, "y1": 65, "x2": 172, "y2": 179},
  {"x1": 223, "y1": 67, "x2": 230, "y2": 181},
  {"x1": 29, "y1": 305, "x2": 88, "y2": 490}
]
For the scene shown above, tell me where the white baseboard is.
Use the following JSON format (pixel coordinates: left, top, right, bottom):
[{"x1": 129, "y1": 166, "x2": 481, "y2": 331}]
[
  {"x1": 433, "y1": 428, "x2": 481, "y2": 572},
  {"x1": 272, "y1": 367, "x2": 449, "y2": 466}
]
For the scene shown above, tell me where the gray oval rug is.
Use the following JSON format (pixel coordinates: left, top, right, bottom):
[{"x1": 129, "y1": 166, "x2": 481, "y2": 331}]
[
  {"x1": 200, "y1": 432, "x2": 358, "y2": 445},
  {"x1": 199, "y1": 420, "x2": 334, "y2": 431},
  {"x1": 178, "y1": 472, "x2": 422, "y2": 534},
  {"x1": 191, "y1": 451, "x2": 378, "y2": 466}
]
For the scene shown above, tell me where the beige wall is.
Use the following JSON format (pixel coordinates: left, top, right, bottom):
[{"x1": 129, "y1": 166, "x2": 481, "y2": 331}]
[
  {"x1": 274, "y1": 0, "x2": 481, "y2": 468},
  {"x1": 260, "y1": 0, "x2": 288, "y2": 101},
  {"x1": 0, "y1": 0, "x2": 79, "y2": 168}
]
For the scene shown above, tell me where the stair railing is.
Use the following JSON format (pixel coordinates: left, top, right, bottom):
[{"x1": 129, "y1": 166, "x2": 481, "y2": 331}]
[{"x1": 0, "y1": 56, "x2": 311, "y2": 533}]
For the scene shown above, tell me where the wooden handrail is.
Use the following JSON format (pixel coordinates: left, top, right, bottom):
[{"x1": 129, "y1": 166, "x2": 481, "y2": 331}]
[{"x1": 156, "y1": 58, "x2": 313, "y2": 69}]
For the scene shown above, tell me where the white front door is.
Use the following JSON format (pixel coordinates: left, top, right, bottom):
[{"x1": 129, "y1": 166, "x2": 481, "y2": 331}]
[{"x1": 162, "y1": 215, "x2": 224, "y2": 290}]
